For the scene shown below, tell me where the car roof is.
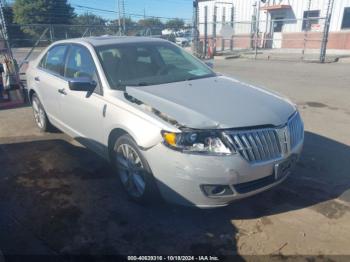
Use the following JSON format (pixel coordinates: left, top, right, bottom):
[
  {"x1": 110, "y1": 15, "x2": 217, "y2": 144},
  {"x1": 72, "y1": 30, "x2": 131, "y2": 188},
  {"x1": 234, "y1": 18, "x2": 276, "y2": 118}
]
[{"x1": 54, "y1": 36, "x2": 169, "y2": 47}]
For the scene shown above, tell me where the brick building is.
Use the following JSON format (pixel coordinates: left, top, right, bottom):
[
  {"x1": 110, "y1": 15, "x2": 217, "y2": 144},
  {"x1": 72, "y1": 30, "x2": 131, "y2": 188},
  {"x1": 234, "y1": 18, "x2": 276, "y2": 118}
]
[{"x1": 197, "y1": 0, "x2": 350, "y2": 50}]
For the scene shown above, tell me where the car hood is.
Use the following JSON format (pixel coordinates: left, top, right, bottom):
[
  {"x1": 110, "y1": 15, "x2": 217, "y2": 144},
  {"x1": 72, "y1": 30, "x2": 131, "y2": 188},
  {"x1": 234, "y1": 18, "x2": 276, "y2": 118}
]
[{"x1": 126, "y1": 76, "x2": 296, "y2": 129}]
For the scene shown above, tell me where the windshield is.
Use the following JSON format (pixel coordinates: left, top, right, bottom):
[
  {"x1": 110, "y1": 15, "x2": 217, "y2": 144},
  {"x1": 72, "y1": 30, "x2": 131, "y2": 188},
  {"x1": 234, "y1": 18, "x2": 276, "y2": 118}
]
[{"x1": 96, "y1": 41, "x2": 215, "y2": 88}]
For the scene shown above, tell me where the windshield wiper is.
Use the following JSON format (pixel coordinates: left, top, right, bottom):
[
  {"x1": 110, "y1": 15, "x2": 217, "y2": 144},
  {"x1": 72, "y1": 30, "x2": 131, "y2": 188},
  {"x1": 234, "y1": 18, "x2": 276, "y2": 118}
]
[
  {"x1": 117, "y1": 82, "x2": 151, "y2": 88},
  {"x1": 186, "y1": 74, "x2": 216, "y2": 81},
  {"x1": 137, "y1": 82, "x2": 151, "y2": 86}
]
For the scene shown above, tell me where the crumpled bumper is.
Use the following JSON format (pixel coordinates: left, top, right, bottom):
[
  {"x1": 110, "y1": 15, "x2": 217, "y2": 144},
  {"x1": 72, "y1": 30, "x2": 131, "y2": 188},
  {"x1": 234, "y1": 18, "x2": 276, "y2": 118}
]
[{"x1": 143, "y1": 141, "x2": 303, "y2": 208}]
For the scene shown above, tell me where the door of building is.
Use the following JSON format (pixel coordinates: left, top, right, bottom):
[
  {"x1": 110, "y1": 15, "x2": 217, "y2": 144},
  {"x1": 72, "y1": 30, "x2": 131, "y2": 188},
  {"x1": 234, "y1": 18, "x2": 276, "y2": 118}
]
[{"x1": 272, "y1": 17, "x2": 284, "y2": 48}]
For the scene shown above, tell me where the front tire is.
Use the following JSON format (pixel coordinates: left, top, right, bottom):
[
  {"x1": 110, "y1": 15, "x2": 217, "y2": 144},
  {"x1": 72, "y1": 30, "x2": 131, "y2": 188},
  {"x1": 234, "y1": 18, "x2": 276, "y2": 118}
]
[
  {"x1": 112, "y1": 134, "x2": 159, "y2": 204},
  {"x1": 31, "y1": 93, "x2": 50, "y2": 132}
]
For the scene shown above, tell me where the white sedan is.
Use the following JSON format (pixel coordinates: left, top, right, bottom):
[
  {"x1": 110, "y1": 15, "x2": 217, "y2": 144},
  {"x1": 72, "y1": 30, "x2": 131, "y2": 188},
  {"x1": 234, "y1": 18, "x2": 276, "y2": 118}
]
[{"x1": 26, "y1": 36, "x2": 304, "y2": 208}]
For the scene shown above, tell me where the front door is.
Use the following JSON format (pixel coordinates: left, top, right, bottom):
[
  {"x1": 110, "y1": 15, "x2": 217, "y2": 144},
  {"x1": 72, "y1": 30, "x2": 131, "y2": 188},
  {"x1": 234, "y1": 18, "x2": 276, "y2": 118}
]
[{"x1": 59, "y1": 44, "x2": 106, "y2": 155}]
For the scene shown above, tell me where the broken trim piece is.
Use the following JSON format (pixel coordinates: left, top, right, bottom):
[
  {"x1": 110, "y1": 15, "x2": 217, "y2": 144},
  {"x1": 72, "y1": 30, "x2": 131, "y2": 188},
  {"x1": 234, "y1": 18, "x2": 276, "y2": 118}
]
[{"x1": 124, "y1": 92, "x2": 182, "y2": 127}]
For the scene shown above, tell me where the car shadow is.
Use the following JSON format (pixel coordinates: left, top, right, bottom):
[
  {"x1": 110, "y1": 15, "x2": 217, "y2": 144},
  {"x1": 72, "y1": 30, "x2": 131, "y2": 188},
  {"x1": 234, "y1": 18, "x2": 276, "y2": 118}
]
[
  {"x1": 221, "y1": 131, "x2": 350, "y2": 219},
  {"x1": 0, "y1": 131, "x2": 349, "y2": 256}
]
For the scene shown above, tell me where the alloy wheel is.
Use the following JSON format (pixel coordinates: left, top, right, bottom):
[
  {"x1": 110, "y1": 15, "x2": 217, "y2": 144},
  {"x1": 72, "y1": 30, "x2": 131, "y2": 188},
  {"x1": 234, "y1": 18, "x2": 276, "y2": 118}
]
[
  {"x1": 116, "y1": 143, "x2": 146, "y2": 198},
  {"x1": 32, "y1": 99, "x2": 45, "y2": 129}
]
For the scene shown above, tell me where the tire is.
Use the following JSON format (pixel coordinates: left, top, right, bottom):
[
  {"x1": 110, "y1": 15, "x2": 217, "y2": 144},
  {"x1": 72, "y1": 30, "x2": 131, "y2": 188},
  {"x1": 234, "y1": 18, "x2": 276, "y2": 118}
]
[
  {"x1": 31, "y1": 93, "x2": 50, "y2": 132},
  {"x1": 112, "y1": 134, "x2": 159, "y2": 204}
]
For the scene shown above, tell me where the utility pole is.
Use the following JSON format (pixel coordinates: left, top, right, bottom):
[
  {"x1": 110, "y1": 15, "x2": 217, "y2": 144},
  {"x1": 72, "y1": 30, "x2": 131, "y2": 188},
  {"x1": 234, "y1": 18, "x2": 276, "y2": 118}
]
[
  {"x1": 204, "y1": 5, "x2": 208, "y2": 58},
  {"x1": 212, "y1": 5, "x2": 217, "y2": 55},
  {"x1": 302, "y1": 0, "x2": 312, "y2": 60},
  {"x1": 230, "y1": 6, "x2": 234, "y2": 51},
  {"x1": 192, "y1": 0, "x2": 199, "y2": 55},
  {"x1": 117, "y1": 0, "x2": 123, "y2": 35},
  {"x1": 254, "y1": 0, "x2": 261, "y2": 59},
  {"x1": 320, "y1": 0, "x2": 334, "y2": 63},
  {"x1": 122, "y1": 0, "x2": 126, "y2": 33},
  {"x1": 221, "y1": 6, "x2": 226, "y2": 52}
]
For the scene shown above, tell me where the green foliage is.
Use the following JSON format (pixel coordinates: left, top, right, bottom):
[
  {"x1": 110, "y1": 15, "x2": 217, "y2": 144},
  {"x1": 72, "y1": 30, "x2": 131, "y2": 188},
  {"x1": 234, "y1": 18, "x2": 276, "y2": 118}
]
[
  {"x1": 110, "y1": 17, "x2": 137, "y2": 28},
  {"x1": 12, "y1": 0, "x2": 75, "y2": 37},
  {"x1": 138, "y1": 18, "x2": 163, "y2": 28},
  {"x1": 74, "y1": 13, "x2": 106, "y2": 26},
  {"x1": 109, "y1": 17, "x2": 138, "y2": 35},
  {"x1": 69, "y1": 13, "x2": 108, "y2": 38},
  {"x1": 165, "y1": 18, "x2": 185, "y2": 30},
  {"x1": 124, "y1": 17, "x2": 137, "y2": 28},
  {"x1": 3, "y1": 6, "x2": 31, "y2": 47}
]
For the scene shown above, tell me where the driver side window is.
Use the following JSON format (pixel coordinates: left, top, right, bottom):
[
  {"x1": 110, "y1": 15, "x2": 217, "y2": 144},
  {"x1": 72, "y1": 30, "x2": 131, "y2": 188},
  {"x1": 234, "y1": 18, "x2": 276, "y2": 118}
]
[{"x1": 64, "y1": 45, "x2": 102, "y2": 94}]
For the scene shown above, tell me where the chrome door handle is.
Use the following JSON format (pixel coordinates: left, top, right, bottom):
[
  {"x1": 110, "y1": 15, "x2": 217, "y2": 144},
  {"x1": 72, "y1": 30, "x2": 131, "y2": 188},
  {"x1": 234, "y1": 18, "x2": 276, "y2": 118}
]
[
  {"x1": 34, "y1": 76, "x2": 40, "y2": 82},
  {"x1": 58, "y1": 88, "x2": 67, "y2": 95}
]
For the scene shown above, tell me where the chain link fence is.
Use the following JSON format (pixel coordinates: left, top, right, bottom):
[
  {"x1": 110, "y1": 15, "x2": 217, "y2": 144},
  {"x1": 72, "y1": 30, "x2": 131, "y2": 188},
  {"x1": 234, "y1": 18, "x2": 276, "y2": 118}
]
[
  {"x1": 5, "y1": 23, "x2": 174, "y2": 72},
  {"x1": 7, "y1": 23, "x2": 169, "y2": 47},
  {"x1": 5, "y1": 17, "x2": 333, "y2": 70},
  {"x1": 194, "y1": 16, "x2": 330, "y2": 62}
]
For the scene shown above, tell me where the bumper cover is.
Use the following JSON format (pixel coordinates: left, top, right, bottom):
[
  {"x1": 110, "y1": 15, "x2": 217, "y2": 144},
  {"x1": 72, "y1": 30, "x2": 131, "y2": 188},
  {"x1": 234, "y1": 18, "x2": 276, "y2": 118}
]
[{"x1": 143, "y1": 141, "x2": 303, "y2": 208}]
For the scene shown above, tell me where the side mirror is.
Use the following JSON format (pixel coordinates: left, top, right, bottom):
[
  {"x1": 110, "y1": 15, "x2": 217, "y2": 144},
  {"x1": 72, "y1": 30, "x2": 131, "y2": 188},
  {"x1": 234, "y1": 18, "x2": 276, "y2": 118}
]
[{"x1": 68, "y1": 77, "x2": 97, "y2": 92}]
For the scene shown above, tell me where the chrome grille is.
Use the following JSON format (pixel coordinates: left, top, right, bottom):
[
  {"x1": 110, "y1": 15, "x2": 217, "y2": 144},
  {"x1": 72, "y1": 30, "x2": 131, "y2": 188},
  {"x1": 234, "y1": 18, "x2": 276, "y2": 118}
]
[
  {"x1": 226, "y1": 128, "x2": 282, "y2": 163},
  {"x1": 288, "y1": 112, "x2": 304, "y2": 149},
  {"x1": 226, "y1": 112, "x2": 304, "y2": 163}
]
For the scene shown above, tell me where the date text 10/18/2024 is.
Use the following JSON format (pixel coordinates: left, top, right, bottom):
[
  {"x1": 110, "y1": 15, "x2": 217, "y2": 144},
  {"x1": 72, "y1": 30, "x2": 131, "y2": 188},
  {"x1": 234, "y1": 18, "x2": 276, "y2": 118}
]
[{"x1": 127, "y1": 256, "x2": 220, "y2": 261}]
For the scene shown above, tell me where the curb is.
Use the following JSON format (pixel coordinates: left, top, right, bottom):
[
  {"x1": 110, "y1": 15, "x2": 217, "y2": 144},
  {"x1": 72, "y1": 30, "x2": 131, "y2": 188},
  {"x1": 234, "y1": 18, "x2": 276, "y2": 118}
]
[
  {"x1": 215, "y1": 53, "x2": 343, "y2": 63},
  {"x1": 337, "y1": 56, "x2": 350, "y2": 63},
  {"x1": 215, "y1": 54, "x2": 241, "y2": 60}
]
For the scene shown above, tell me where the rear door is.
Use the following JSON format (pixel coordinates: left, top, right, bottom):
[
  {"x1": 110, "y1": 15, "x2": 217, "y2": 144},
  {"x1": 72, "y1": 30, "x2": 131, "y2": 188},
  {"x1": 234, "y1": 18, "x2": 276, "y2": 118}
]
[{"x1": 36, "y1": 44, "x2": 69, "y2": 122}]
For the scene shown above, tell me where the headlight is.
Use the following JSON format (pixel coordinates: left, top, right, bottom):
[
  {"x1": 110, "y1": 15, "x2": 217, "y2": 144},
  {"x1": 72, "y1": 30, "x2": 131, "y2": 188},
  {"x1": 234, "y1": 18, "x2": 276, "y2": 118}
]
[{"x1": 161, "y1": 130, "x2": 235, "y2": 155}]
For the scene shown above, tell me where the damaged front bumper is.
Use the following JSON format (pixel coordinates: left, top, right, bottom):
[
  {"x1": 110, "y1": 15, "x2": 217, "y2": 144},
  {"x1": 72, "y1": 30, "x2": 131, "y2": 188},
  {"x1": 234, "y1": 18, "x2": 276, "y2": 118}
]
[{"x1": 143, "y1": 141, "x2": 303, "y2": 208}]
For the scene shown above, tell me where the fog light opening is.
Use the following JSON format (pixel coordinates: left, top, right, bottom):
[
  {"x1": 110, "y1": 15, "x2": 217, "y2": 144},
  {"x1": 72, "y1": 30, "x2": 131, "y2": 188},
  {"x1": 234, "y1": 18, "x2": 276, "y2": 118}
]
[{"x1": 201, "y1": 185, "x2": 233, "y2": 197}]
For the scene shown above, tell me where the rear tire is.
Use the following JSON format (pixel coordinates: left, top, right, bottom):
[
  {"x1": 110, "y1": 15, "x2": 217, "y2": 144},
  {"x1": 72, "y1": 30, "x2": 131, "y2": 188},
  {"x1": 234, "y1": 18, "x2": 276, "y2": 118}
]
[
  {"x1": 112, "y1": 134, "x2": 159, "y2": 204},
  {"x1": 31, "y1": 93, "x2": 50, "y2": 132}
]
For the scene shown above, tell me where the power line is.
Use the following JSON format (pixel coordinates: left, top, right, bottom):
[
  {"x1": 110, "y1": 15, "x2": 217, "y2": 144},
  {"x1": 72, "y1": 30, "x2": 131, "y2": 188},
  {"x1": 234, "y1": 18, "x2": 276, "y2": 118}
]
[
  {"x1": 5, "y1": 0, "x2": 192, "y2": 22},
  {"x1": 73, "y1": 4, "x2": 192, "y2": 21}
]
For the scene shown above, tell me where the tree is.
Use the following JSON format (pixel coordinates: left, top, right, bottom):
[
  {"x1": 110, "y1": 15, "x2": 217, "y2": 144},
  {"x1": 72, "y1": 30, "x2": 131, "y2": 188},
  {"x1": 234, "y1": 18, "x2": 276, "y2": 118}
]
[
  {"x1": 13, "y1": 0, "x2": 75, "y2": 37},
  {"x1": 124, "y1": 17, "x2": 137, "y2": 28},
  {"x1": 69, "y1": 13, "x2": 107, "y2": 38},
  {"x1": 74, "y1": 13, "x2": 106, "y2": 26},
  {"x1": 138, "y1": 18, "x2": 163, "y2": 29},
  {"x1": 3, "y1": 6, "x2": 29, "y2": 47},
  {"x1": 110, "y1": 17, "x2": 136, "y2": 28},
  {"x1": 108, "y1": 17, "x2": 137, "y2": 35},
  {"x1": 165, "y1": 18, "x2": 185, "y2": 30}
]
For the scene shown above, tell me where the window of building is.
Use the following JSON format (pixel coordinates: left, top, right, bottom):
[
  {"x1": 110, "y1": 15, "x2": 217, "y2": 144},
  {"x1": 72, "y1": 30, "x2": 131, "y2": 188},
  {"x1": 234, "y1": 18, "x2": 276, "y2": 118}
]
[
  {"x1": 302, "y1": 10, "x2": 320, "y2": 31},
  {"x1": 273, "y1": 17, "x2": 284, "y2": 33},
  {"x1": 341, "y1": 7, "x2": 350, "y2": 29}
]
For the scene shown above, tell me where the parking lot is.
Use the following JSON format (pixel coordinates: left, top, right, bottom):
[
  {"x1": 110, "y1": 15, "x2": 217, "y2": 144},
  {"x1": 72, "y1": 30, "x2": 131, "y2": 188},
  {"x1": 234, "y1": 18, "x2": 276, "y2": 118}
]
[{"x1": 1, "y1": 58, "x2": 350, "y2": 257}]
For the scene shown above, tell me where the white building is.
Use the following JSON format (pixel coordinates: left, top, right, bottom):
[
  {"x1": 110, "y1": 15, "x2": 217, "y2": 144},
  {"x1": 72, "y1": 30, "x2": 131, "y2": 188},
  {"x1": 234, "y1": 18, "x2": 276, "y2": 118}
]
[{"x1": 197, "y1": 0, "x2": 350, "y2": 50}]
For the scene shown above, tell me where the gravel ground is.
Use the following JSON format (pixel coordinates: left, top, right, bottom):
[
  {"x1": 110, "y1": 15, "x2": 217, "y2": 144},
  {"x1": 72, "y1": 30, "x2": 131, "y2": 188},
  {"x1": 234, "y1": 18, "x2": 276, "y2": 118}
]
[{"x1": 0, "y1": 58, "x2": 350, "y2": 258}]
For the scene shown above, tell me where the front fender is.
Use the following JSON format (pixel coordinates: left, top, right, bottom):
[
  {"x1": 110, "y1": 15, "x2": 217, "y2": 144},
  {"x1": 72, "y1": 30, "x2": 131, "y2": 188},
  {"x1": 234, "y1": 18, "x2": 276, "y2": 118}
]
[{"x1": 103, "y1": 104, "x2": 164, "y2": 149}]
